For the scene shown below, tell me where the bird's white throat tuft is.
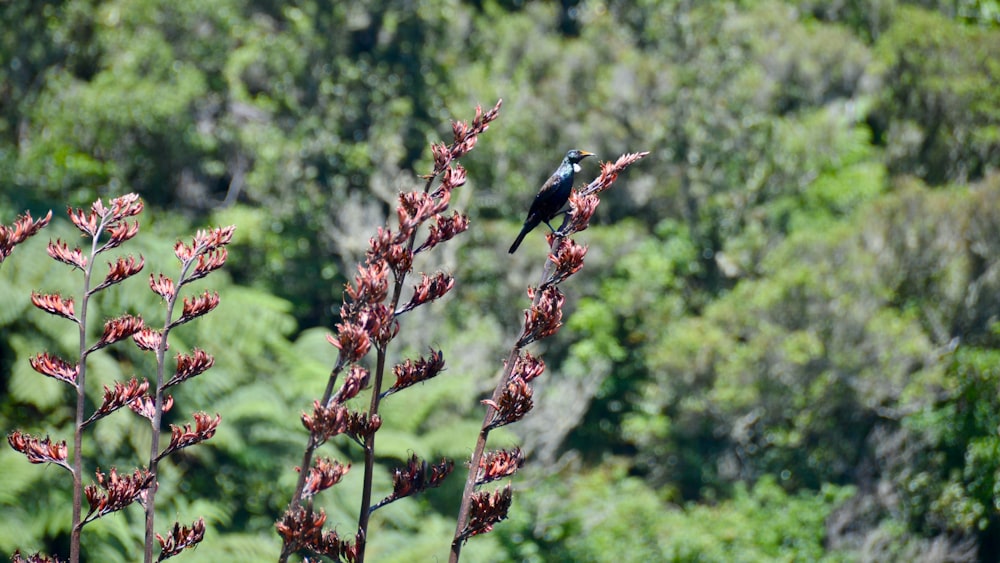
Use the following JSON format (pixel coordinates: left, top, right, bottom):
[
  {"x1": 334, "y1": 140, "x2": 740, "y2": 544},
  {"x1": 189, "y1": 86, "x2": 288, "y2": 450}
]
[{"x1": 572, "y1": 163, "x2": 582, "y2": 173}]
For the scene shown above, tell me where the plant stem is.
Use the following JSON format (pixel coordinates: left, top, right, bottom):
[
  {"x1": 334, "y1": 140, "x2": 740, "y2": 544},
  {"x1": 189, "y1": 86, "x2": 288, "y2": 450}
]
[
  {"x1": 449, "y1": 345, "x2": 519, "y2": 563},
  {"x1": 294, "y1": 363, "x2": 344, "y2": 500},
  {"x1": 355, "y1": 346, "x2": 387, "y2": 563},
  {"x1": 451, "y1": 238, "x2": 559, "y2": 562},
  {"x1": 143, "y1": 301, "x2": 173, "y2": 562},
  {"x1": 278, "y1": 363, "x2": 345, "y2": 563},
  {"x1": 356, "y1": 172, "x2": 438, "y2": 562},
  {"x1": 355, "y1": 278, "x2": 406, "y2": 562},
  {"x1": 70, "y1": 232, "x2": 102, "y2": 563},
  {"x1": 143, "y1": 249, "x2": 199, "y2": 562},
  {"x1": 69, "y1": 297, "x2": 87, "y2": 563}
]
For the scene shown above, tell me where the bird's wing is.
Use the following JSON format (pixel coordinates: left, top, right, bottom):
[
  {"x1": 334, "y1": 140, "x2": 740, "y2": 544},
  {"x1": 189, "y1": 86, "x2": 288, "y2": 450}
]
[{"x1": 533, "y1": 172, "x2": 562, "y2": 201}]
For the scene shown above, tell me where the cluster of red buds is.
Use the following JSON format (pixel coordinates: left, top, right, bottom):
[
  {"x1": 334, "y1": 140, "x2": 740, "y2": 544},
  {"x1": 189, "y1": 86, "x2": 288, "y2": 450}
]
[
  {"x1": 83, "y1": 467, "x2": 153, "y2": 522},
  {"x1": 396, "y1": 272, "x2": 455, "y2": 315},
  {"x1": 508, "y1": 351, "x2": 545, "y2": 383},
  {"x1": 7, "y1": 431, "x2": 70, "y2": 471},
  {"x1": 67, "y1": 193, "x2": 143, "y2": 250},
  {"x1": 129, "y1": 393, "x2": 174, "y2": 421},
  {"x1": 301, "y1": 401, "x2": 383, "y2": 448},
  {"x1": 46, "y1": 239, "x2": 87, "y2": 270},
  {"x1": 165, "y1": 348, "x2": 215, "y2": 388},
  {"x1": 475, "y1": 448, "x2": 524, "y2": 486},
  {"x1": 1, "y1": 209, "x2": 51, "y2": 264},
  {"x1": 555, "y1": 192, "x2": 601, "y2": 237},
  {"x1": 301, "y1": 402, "x2": 350, "y2": 444},
  {"x1": 157, "y1": 412, "x2": 221, "y2": 461},
  {"x1": 30, "y1": 292, "x2": 77, "y2": 322},
  {"x1": 276, "y1": 507, "x2": 361, "y2": 563},
  {"x1": 345, "y1": 263, "x2": 390, "y2": 307},
  {"x1": 371, "y1": 454, "x2": 455, "y2": 511},
  {"x1": 382, "y1": 348, "x2": 446, "y2": 398},
  {"x1": 428, "y1": 100, "x2": 503, "y2": 176},
  {"x1": 396, "y1": 191, "x2": 454, "y2": 241},
  {"x1": 11, "y1": 551, "x2": 65, "y2": 563},
  {"x1": 29, "y1": 352, "x2": 79, "y2": 384},
  {"x1": 156, "y1": 518, "x2": 206, "y2": 561},
  {"x1": 173, "y1": 291, "x2": 221, "y2": 327},
  {"x1": 84, "y1": 378, "x2": 150, "y2": 427},
  {"x1": 132, "y1": 327, "x2": 165, "y2": 351},
  {"x1": 414, "y1": 211, "x2": 470, "y2": 254},
  {"x1": 312, "y1": 531, "x2": 362, "y2": 563},
  {"x1": 300, "y1": 458, "x2": 351, "y2": 498},
  {"x1": 90, "y1": 314, "x2": 144, "y2": 353},
  {"x1": 517, "y1": 286, "x2": 565, "y2": 348},
  {"x1": 457, "y1": 485, "x2": 513, "y2": 542},
  {"x1": 94, "y1": 256, "x2": 145, "y2": 292},
  {"x1": 483, "y1": 377, "x2": 534, "y2": 431},
  {"x1": 544, "y1": 238, "x2": 589, "y2": 287},
  {"x1": 276, "y1": 507, "x2": 328, "y2": 552},
  {"x1": 332, "y1": 365, "x2": 371, "y2": 403}
]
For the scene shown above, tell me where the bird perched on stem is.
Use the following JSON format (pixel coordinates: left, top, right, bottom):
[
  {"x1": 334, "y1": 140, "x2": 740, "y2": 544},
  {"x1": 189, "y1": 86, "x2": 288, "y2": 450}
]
[{"x1": 509, "y1": 149, "x2": 594, "y2": 254}]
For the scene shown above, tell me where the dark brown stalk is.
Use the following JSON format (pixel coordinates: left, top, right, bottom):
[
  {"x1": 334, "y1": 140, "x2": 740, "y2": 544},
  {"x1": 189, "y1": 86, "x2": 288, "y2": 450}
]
[
  {"x1": 449, "y1": 345, "x2": 520, "y2": 562},
  {"x1": 354, "y1": 173, "x2": 434, "y2": 563},
  {"x1": 143, "y1": 255, "x2": 190, "y2": 563},
  {"x1": 450, "y1": 280, "x2": 548, "y2": 561},
  {"x1": 288, "y1": 358, "x2": 345, "y2": 508},
  {"x1": 355, "y1": 342, "x2": 387, "y2": 561},
  {"x1": 69, "y1": 198, "x2": 144, "y2": 563},
  {"x1": 277, "y1": 355, "x2": 346, "y2": 563},
  {"x1": 141, "y1": 227, "x2": 232, "y2": 562},
  {"x1": 69, "y1": 234, "x2": 99, "y2": 563}
]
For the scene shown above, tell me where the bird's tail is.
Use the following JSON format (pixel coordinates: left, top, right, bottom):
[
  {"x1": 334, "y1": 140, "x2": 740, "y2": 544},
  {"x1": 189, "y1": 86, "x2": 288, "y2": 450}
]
[{"x1": 508, "y1": 225, "x2": 530, "y2": 254}]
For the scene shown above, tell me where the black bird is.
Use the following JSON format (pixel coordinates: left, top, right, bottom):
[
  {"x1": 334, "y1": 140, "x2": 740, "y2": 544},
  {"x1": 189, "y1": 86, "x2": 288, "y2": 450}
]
[{"x1": 508, "y1": 149, "x2": 594, "y2": 254}]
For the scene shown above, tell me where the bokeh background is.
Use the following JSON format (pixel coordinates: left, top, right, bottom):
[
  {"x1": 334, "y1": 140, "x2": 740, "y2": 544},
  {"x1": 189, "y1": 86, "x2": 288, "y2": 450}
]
[{"x1": 3, "y1": 0, "x2": 1000, "y2": 561}]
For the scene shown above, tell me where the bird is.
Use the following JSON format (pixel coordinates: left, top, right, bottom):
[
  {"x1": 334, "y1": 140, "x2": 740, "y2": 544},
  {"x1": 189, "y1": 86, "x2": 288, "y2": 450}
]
[{"x1": 508, "y1": 149, "x2": 594, "y2": 254}]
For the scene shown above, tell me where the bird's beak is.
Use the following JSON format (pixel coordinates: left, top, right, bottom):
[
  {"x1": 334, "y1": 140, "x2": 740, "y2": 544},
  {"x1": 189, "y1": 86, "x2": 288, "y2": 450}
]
[{"x1": 579, "y1": 150, "x2": 595, "y2": 158}]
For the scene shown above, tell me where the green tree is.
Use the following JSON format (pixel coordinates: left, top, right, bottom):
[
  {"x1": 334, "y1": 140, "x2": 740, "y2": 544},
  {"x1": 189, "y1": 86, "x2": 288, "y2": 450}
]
[{"x1": 873, "y1": 6, "x2": 1000, "y2": 184}]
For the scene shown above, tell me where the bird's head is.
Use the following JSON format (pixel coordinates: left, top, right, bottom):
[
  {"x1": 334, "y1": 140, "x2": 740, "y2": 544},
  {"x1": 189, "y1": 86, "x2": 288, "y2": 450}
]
[{"x1": 565, "y1": 149, "x2": 594, "y2": 164}]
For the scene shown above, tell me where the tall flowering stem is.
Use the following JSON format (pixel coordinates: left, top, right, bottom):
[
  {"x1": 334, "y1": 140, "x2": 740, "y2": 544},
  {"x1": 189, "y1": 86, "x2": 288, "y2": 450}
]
[
  {"x1": 6, "y1": 194, "x2": 232, "y2": 562},
  {"x1": 450, "y1": 151, "x2": 648, "y2": 562},
  {"x1": 278, "y1": 100, "x2": 501, "y2": 563},
  {"x1": 132, "y1": 226, "x2": 234, "y2": 563},
  {"x1": 8, "y1": 195, "x2": 145, "y2": 563}
]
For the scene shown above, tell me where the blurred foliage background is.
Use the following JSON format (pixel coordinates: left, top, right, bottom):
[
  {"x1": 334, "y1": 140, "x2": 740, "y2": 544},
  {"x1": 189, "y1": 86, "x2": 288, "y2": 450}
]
[{"x1": 2, "y1": 0, "x2": 1000, "y2": 561}]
